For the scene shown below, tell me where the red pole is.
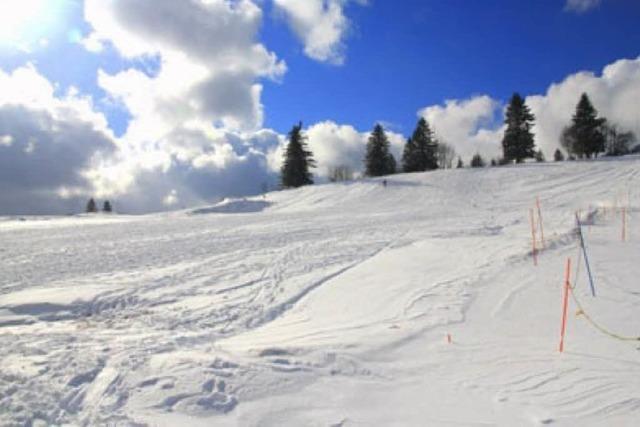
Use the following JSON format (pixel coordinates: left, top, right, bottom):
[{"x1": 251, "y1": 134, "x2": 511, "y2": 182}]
[
  {"x1": 536, "y1": 197, "x2": 545, "y2": 248},
  {"x1": 559, "y1": 258, "x2": 571, "y2": 353},
  {"x1": 530, "y1": 209, "x2": 538, "y2": 266}
]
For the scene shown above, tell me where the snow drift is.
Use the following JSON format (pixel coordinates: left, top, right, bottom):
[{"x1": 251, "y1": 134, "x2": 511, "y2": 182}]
[{"x1": 1, "y1": 157, "x2": 639, "y2": 426}]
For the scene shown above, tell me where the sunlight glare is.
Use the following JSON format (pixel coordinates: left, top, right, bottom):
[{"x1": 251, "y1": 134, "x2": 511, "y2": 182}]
[{"x1": 0, "y1": 0, "x2": 58, "y2": 49}]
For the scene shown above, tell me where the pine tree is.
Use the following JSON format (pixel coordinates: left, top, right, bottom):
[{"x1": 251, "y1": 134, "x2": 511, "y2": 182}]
[
  {"x1": 561, "y1": 93, "x2": 606, "y2": 159},
  {"x1": 365, "y1": 124, "x2": 396, "y2": 177},
  {"x1": 534, "y1": 149, "x2": 545, "y2": 162},
  {"x1": 86, "y1": 198, "x2": 97, "y2": 213},
  {"x1": 413, "y1": 118, "x2": 438, "y2": 171},
  {"x1": 470, "y1": 153, "x2": 486, "y2": 168},
  {"x1": 456, "y1": 157, "x2": 464, "y2": 168},
  {"x1": 281, "y1": 122, "x2": 316, "y2": 188},
  {"x1": 502, "y1": 93, "x2": 536, "y2": 163},
  {"x1": 103, "y1": 200, "x2": 112, "y2": 213},
  {"x1": 401, "y1": 137, "x2": 420, "y2": 172},
  {"x1": 553, "y1": 148, "x2": 565, "y2": 162}
]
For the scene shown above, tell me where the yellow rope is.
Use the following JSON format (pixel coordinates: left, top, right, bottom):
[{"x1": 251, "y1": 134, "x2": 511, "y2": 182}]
[{"x1": 570, "y1": 236, "x2": 640, "y2": 342}]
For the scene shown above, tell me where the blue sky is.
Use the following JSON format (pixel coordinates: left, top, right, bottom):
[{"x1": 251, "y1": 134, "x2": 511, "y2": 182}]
[
  {"x1": 0, "y1": 0, "x2": 639, "y2": 214},
  {"x1": 260, "y1": 0, "x2": 640, "y2": 134},
  {"x1": 2, "y1": 0, "x2": 638, "y2": 136}
]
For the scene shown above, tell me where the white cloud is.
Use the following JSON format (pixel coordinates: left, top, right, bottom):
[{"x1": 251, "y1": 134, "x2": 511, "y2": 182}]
[
  {"x1": 267, "y1": 121, "x2": 404, "y2": 179},
  {"x1": 0, "y1": 135, "x2": 13, "y2": 146},
  {"x1": 273, "y1": 0, "x2": 366, "y2": 65},
  {"x1": 527, "y1": 56, "x2": 640, "y2": 156},
  {"x1": 78, "y1": 0, "x2": 289, "y2": 211},
  {"x1": 85, "y1": 0, "x2": 286, "y2": 133},
  {"x1": 162, "y1": 189, "x2": 178, "y2": 207},
  {"x1": 0, "y1": 65, "x2": 117, "y2": 214},
  {"x1": 565, "y1": 0, "x2": 602, "y2": 13},
  {"x1": 419, "y1": 96, "x2": 504, "y2": 161},
  {"x1": 415, "y1": 57, "x2": 640, "y2": 161}
]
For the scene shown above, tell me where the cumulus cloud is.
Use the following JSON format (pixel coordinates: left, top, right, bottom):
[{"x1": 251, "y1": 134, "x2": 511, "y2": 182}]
[
  {"x1": 416, "y1": 57, "x2": 640, "y2": 161},
  {"x1": 419, "y1": 96, "x2": 504, "y2": 161},
  {"x1": 273, "y1": 0, "x2": 366, "y2": 64},
  {"x1": 565, "y1": 0, "x2": 602, "y2": 13},
  {"x1": 85, "y1": 0, "x2": 285, "y2": 132},
  {"x1": 266, "y1": 121, "x2": 404, "y2": 179},
  {"x1": 527, "y1": 56, "x2": 640, "y2": 156},
  {"x1": 0, "y1": 65, "x2": 116, "y2": 215},
  {"x1": 76, "y1": 0, "x2": 289, "y2": 211},
  {"x1": 86, "y1": 123, "x2": 284, "y2": 213}
]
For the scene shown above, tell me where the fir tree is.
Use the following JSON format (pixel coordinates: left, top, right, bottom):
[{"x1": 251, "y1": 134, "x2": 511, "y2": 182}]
[
  {"x1": 401, "y1": 137, "x2": 420, "y2": 172},
  {"x1": 281, "y1": 122, "x2": 316, "y2": 188},
  {"x1": 413, "y1": 118, "x2": 438, "y2": 171},
  {"x1": 502, "y1": 93, "x2": 536, "y2": 163},
  {"x1": 103, "y1": 200, "x2": 113, "y2": 213},
  {"x1": 456, "y1": 157, "x2": 464, "y2": 168},
  {"x1": 553, "y1": 148, "x2": 565, "y2": 162},
  {"x1": 534, "y1": 149, "x2": 545, "y2": 162},
  {"x1": 365, "y1": 124, "x2": 396, "y2": 177},
  {"x1": 561, "y1": 93, "x2": 606, "y2": 159},
  {"x1": 470, "y1": 153, "x2": 486, "y2": 168},
  {"x1": 86, "y1": 198, "x2": 98, "y2": 213}
]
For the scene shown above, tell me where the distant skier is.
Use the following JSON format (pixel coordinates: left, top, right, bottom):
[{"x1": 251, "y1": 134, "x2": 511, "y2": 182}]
[{"x1": 382, "y1": 179, "x2": 388, "y2": 188}]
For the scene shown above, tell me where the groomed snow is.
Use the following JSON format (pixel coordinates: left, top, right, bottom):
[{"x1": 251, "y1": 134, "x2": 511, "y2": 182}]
[{"x1": 1, "y1": 157, "x2": 639, "y2": 426}]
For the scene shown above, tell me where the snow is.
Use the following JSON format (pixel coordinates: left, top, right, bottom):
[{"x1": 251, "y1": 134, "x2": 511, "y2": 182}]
[{"x1": 1, "y1": 157, "x2": 639, "y2": 426}]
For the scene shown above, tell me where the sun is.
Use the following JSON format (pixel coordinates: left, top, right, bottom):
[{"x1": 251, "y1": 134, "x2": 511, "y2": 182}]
[{"x1": 0, "y1": 0, "x2": 59, "y2": 48}]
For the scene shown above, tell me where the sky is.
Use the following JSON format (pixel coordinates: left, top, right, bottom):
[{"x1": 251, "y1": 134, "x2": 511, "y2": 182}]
[{"x1": 0, "y1": 0, "x2": 639, "y2": 214}]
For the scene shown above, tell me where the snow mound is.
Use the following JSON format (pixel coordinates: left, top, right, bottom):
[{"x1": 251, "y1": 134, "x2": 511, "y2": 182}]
[
  {"x1": 1, "y1": 158, "x2": 639, "y2": 426},
  {"x1": 189, "y1": 198, "x2": 271, "y2": 215}
]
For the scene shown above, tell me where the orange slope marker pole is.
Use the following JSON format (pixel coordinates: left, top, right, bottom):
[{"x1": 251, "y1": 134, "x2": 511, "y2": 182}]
[
  {"x1": 559, "y1": 258, "x2": 572, "y2": 353},
  {"x1": 530, "y1": 208, "x2": 538, "y2": 266},
  {"x1": 536, "y1": 196, "x2": 546, "y2": 248}
]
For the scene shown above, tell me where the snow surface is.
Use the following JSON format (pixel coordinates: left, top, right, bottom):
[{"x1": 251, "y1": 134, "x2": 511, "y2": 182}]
[{"x1": 1, "y1": 157, "x2": 639, "y2": 426}]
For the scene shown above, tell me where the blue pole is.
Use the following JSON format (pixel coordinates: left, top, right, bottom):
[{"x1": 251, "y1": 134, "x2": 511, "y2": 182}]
[{"x1": 575, "y1": 213, "x2": 596, "y2": 297}]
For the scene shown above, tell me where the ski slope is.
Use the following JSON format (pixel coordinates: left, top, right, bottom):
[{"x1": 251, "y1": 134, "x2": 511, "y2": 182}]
[{"x1": 1, "y1": 157, "x2": 639, "y2": 426}]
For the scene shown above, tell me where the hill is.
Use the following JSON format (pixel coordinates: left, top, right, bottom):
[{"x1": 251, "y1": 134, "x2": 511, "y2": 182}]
[{"x1": 1, "y1": 157, "x2": 639, "y2": 426}]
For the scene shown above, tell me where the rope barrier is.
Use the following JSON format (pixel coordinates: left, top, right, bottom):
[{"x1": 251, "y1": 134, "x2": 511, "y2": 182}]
[{"x1": 570, "y1": 237, "x2": 640, "y2": 342}]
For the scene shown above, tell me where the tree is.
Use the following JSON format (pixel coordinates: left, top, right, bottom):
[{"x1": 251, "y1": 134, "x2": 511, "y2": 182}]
[
  {"x1": 86, "y1": 198, "x2": 98, "y2": 213},
  {"x1": 561, "y1": 93, "x2": 606, "y2": 159},
  {"x1": 402, "y1": 118, "x2": 438, "y2": 172},
  {"x1": 603, "y1": 123, "x2": 636, "y2": 156},
  {"x1": 534, "y1": 149, "x2": 545, "y2": 162},
  {"x1": 490, "y1": 159, "x2": 497, "y2": 167},
  {"x1": 436, "y1": 142, "x2": 457, "y2": 169},
  {"x1": 401, "y1": 137, "x2": 420, "y2": 172},
  {"x1": 281, "y1": 122, "x2": 316, "y2": 188},
  {"x1": 365, "y1": 124, "x2": 396, "y2": 177},
  {"x1": 103, "y1": 200, "x2": 113, "y2": 213},
  {"x1": 470, "y1": 153, "x2": 486, "y2": 168},
  {"x1": 553, "y1": 148, "x2": 565, "y2": 162},
  {"x1": 502, "y1": 93, "x2": 536, "y2": 163},
  {"x1": 328, "y1": 165, "x2": 354, "y2": 182},
  {"x1": 456, "y1": 157, "x2": 464, "y2": 168}
]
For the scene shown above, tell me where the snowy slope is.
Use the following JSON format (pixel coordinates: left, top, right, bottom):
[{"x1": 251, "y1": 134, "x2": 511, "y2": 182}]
[{"x1": 1, "y1": 157, "x2": 639, "y2": 426}]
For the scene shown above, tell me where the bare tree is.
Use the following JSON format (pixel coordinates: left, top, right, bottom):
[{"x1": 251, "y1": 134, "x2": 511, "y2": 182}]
[
  {"x1": 328, "y1": 165, "x2": 354, "y2": 182},
  {"x1": 604, "y1": 123, "x2": 636, "y2": 156},
  {"x1": 436, "y1": 142, "x2": 457, "y2": 169}
]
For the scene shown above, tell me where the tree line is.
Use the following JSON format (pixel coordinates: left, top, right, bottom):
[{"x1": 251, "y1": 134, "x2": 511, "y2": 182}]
[
  {"x1": 85, "y1": 198, "x2": 113, "y2": 213},
  {"x1": 280, "y1": 92, "x2": 637, "y2": 188}
]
